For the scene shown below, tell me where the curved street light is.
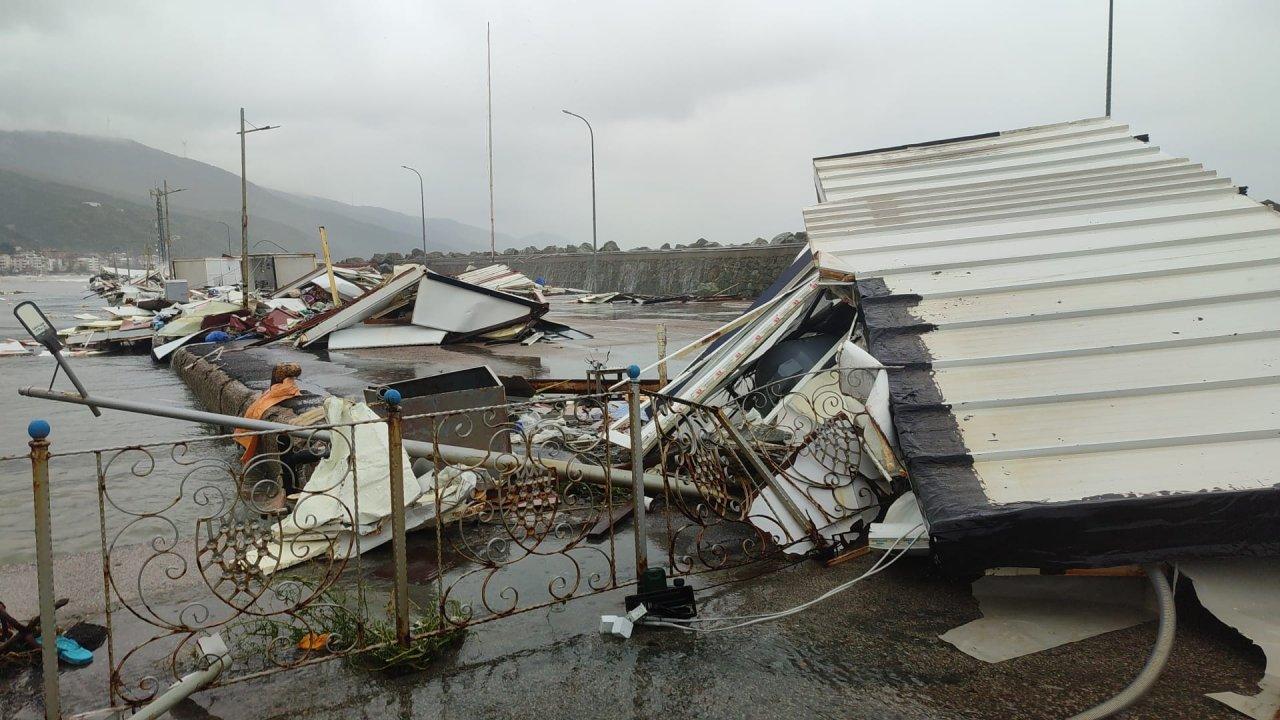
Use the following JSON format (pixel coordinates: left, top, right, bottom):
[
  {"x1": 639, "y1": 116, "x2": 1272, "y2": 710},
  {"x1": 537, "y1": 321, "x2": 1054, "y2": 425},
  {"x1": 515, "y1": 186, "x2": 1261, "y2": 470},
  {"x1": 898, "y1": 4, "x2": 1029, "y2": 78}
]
[
  {"x1": 562, "y1": 110, "x2": 597, "y2": 254},
  {"x1": 401, "y1": 165, "x2": 428, "y2": 257},
  {"x1": 253, "y1": 239, "x2": 289, "y2": 253},
  {"x1": 214, "y1": 220, "x2": 233, "y2": 255}
]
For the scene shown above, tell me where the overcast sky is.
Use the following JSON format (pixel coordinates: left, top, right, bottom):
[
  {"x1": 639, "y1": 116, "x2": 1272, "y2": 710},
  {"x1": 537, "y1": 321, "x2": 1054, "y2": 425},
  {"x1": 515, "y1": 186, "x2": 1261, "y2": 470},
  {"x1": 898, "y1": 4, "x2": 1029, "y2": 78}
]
[{"x1": 2, "y1": 1, "x2": 1277, "y2": 248}]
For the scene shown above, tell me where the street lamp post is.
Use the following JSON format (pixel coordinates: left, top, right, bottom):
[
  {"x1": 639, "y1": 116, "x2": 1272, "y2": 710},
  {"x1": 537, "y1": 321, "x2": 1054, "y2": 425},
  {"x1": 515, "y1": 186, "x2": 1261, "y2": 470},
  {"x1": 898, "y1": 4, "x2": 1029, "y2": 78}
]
[
  {"x1": 400, "y1": 165, "x2": 428, "y2": 257},
  {"x1": 562, "y1": 110, "x2": 597, "y2": 254},
  {"x1": 237, "y1": 107, "x2": 279, "y2": 308},
  {"x1": 214, "y1": 220, "x2": 233, "y2": 255}
]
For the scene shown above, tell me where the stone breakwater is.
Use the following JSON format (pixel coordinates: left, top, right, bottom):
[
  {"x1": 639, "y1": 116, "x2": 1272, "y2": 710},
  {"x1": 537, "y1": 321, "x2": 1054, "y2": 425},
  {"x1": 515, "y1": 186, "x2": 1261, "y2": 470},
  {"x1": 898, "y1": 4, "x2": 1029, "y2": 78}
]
[
  {"x1": 425, "y1": 245, "x2": 799, "y2": 295},
  {"x1": 170, "y1": 344, "x2": 312, "y2": 421}
]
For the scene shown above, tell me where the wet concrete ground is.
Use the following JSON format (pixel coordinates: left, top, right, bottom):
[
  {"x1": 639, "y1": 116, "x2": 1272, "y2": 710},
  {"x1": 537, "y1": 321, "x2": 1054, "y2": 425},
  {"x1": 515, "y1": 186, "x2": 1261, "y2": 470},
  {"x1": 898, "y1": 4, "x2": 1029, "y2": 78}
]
[
  {"x1": 1, "y1": 523, "x2": 1266, "y2": 720},
  {"x1": 189, "y1": 560, "x2": 1263, "y2": 720}
]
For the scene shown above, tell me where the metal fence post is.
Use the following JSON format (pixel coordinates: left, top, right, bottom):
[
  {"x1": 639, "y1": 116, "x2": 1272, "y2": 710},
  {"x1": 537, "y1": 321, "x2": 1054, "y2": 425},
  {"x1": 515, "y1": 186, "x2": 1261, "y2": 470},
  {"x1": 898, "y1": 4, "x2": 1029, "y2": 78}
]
[
  {"x1": 29, "y1": 419, "x2": 59, "y2": 720},
  {"x1": 627, "y1": 365, "x2": 648, "y2": 576},
  {"x1": 383, "y1": 390, "x2": 411, "y2": 647}
]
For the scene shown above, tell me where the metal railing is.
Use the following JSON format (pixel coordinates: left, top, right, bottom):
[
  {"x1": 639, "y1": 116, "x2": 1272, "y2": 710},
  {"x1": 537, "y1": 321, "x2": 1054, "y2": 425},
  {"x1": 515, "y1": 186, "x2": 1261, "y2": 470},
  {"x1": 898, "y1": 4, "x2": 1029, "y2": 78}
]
[{"x1": 13, "y1": 367, "x2": 895, "y2": 717}]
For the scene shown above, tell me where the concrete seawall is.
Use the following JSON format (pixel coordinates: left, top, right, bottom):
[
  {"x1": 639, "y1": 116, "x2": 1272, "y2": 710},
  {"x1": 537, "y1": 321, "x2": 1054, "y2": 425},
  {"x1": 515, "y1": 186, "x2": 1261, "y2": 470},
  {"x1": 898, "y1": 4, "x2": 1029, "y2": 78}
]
[{"x1": 424, "y1": 244, "x2": 800, "y2": 295}]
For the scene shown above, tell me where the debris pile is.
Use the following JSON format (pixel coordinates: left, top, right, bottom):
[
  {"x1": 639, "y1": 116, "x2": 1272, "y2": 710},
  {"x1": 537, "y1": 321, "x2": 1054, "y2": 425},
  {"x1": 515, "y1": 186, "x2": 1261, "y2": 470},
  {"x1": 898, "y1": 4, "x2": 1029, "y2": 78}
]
[{"x1": 57, "y1": 261, "x2": 593, "y2": 355}]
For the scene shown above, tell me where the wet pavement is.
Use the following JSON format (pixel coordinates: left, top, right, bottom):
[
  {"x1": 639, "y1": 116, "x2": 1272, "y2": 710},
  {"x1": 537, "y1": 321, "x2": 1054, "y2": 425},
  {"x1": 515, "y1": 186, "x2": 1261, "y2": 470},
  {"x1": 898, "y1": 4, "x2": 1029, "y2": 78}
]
[
  {"x1": 0, "y1": 527, "x2": 1267, "y2": 720},
  {"x1": 180, "y1": 557, "x2": 1264, "y2": 720}
]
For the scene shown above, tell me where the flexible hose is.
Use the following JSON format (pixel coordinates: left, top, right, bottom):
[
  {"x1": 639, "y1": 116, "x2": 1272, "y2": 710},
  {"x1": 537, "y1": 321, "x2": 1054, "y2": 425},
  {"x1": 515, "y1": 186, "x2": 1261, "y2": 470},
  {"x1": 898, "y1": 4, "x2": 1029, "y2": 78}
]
[{"x1": 1066, "y1": 563, "x2": 1177, "y2": 720}]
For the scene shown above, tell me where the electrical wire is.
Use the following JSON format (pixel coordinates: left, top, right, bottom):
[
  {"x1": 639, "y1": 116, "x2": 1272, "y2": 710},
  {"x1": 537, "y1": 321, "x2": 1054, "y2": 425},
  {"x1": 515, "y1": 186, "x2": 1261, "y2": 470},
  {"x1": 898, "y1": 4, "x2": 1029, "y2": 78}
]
[{"x1": 641, "y1": 523, "x2": 926, "y2": 632}]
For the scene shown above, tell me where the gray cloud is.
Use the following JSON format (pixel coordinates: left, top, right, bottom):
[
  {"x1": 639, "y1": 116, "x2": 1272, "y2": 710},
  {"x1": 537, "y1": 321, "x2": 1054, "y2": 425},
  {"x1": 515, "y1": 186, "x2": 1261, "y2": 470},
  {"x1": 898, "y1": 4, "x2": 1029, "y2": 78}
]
[{"x1": 1, "y1": 0, "x2": 1276, "y2": 249}]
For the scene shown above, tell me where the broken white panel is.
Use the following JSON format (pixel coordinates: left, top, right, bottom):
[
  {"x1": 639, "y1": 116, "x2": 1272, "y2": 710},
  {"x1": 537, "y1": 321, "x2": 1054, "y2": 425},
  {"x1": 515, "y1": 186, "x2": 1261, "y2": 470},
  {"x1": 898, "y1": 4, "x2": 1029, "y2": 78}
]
[
  {"x1": 177, "y1": 299, "x2": 243, "y2": 318},
  {"x1": 102, "y1": 305, "x2": 154, "y2": 318},
  {"x1": 282, "y1": 397, "x2": 420, "y2": 529},
  {"x1": 65, "y1": 327, "x2": 154, "y2": 346},
  {"x1": 324, "y1": 276, "x2": 365, "y2": 300},
  {"x1": 457, "y1": 264, "x2": 540, "y2": 293},
  {"x1": 261, "y1": 398, "x2": 430, "y2": 573},
  {"x1": 410, "y1": 273, "x2": 537, "y2": 334},
  {"x1": 1181, "y1": 559, "x2": 1280, "y2": 720},
  {"x1": 0, "y1": 339, "x2": 29, "y2": 356},
  {"x1": 263, "y1": 464, "x2": 477, "y2": 573},
  {"x1": 610, "y1": 276, "x2": 822, "y2": 450},
  {"x1": 837, "y1": 341, "x2": 896, "y2": 448},
  {"x1": 940, "y1": 575, "x2": 1155, "y2": 663},
  {"x1": 749, "y1": 370, "x2": 885, "y2": 554},
  {"x1": 151, "y1": 332, "x2": 203, "y2": 362},
  {"x1": 299, "y1": 266, "x2": 426, "y2": 347},
  {"x1": 327, "y1": 324, "x2": 447, "y2": 350},
  {"x1": 869, "y1": 492, "x2": 929, "y2": 554},
  {"x1": 263, "y1": 297, "x2": 308, "y2": 314}
]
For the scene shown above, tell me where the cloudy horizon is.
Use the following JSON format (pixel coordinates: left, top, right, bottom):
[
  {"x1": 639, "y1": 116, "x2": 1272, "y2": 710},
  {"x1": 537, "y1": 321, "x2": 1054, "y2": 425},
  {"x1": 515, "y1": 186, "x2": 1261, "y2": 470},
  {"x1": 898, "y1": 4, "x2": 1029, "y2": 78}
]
[{"x1": 2, "y1": 0, "x2": 1277, "y2": 248}]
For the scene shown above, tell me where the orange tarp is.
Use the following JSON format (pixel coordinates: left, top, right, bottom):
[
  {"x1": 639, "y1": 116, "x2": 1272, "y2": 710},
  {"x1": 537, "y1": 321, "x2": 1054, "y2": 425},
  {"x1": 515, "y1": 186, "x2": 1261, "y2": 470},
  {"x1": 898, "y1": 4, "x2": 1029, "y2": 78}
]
[{"x1": 233, "y1": 377, "x2": 301, "y2": 464}]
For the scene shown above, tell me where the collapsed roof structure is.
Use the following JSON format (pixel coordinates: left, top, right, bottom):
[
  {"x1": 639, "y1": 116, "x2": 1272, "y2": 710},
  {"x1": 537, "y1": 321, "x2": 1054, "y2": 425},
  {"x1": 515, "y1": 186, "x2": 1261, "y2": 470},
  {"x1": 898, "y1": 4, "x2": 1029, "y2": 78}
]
[{"x1": 801, "y1": 117, "x2": 1280, "y2": 571}]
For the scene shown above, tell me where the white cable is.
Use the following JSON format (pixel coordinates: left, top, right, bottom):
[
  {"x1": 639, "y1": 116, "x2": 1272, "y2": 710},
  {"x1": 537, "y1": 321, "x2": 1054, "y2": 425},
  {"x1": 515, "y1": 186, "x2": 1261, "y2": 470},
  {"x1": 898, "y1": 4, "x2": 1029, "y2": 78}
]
[
  {"x1": 656, "y1": 525, "x2": 920, "y2": 625},
  {"x1": 643, "y1": 523, "x2": 925, "y2": 632}
]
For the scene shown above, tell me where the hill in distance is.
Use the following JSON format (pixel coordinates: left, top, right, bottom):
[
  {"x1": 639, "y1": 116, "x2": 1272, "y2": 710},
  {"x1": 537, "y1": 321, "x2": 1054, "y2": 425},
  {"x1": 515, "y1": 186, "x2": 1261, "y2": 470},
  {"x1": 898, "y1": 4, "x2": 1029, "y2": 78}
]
[{"x1": 0, "y1": 130, "x2": 571, "y2": 259}]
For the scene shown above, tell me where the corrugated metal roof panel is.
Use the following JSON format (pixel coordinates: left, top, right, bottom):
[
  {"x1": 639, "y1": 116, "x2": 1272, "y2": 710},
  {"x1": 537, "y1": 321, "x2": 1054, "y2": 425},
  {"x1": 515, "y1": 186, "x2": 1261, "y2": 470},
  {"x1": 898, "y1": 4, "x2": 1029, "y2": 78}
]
[{"x1": 805, "y1": 116, "x2": 1280, "y2": 570}]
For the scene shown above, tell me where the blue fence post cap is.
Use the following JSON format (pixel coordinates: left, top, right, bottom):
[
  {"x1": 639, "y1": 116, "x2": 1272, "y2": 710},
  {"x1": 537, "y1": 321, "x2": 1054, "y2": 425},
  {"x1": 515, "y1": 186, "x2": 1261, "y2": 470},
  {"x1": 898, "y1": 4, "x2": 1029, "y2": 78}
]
[
  {"x1": 28, "y1": 419, "x2": 50, "y2": 439},
  {"x1": 627, "y1": 364, "x2": 641, "y2": 380},
  {"x1": 382, "y1": 388, "x2": 402, "y2": 406}
]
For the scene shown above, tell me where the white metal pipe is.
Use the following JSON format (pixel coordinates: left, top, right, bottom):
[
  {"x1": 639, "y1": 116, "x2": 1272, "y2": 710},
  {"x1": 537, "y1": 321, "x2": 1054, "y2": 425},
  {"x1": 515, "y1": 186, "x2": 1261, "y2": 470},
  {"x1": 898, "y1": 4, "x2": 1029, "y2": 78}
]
[
  {"x1": 18, "y1": 387, "x2": 704, "y2": 499},
  {"x1": 128, "y1": 647, "x2": 230, "y2": 720}
]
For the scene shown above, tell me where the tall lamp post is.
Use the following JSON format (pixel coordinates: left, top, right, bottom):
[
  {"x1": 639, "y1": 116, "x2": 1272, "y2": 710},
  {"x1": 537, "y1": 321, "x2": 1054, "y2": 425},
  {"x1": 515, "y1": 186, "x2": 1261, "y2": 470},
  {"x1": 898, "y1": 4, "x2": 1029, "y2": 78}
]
[
  {"x1": 214, "y1": 220, "x2": 233, "y2": 255},
  {"x1": 400, "y1": 165, "x2": 428, "y2": 257},
  {"x1": 561, "y1": 110, "x2": 597, "y2": 254},
  {"x1": 237, "y1": 107, "x2": 279, "y2": 308}
]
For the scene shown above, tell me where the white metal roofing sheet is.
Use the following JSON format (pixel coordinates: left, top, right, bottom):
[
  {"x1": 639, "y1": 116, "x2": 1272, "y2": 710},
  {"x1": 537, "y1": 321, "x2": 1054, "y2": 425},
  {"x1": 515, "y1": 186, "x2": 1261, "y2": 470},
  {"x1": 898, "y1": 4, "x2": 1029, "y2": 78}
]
[{"x1": 807, "y1": 117, "x2": 1280, "y2": 508}]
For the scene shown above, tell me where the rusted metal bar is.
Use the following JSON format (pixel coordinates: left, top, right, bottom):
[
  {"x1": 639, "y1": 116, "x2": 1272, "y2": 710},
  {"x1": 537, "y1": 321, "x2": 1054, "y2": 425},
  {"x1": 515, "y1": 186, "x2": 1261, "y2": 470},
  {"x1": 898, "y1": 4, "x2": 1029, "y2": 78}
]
[
  {"x1": 95, "y1": 452, "x2": 118, "y2": 706},
  {"x1": 627, "y1": 366, "x2": 649, "y2": 576},
  {"x1": 384, "y1": 394, "x2": 411, "y2": 647},
  {"x1": 656, "y1": 324, "x2": 669, "y2": 387},
  {"x1": 711, "y1": 407, "x2": 819, "y2": 542},
  {"x1": 28, "y1": 419, "x2": 59, "y2": 720}
]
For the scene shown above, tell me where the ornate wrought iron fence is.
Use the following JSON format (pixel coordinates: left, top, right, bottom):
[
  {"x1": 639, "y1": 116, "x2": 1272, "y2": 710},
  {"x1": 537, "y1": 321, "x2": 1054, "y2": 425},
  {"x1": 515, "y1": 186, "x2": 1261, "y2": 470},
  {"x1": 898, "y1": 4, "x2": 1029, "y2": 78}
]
[{"x1": 16, "y1": 369, "x2": 896, "y2": 715}]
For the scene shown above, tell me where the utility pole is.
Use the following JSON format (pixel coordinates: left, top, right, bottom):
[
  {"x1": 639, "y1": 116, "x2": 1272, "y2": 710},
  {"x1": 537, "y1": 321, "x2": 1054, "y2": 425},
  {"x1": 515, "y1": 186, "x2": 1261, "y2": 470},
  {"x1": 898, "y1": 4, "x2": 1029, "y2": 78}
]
[
  {"x1": 238, "y1": 108, "x2": 280, "y2": 308},
  {"x1": 151, "y1": 181, "x2": 185, "y2": 278},
  {"x1": 486, "y1": 22, "x2": 496, "y2": 262},
  {"x1": 152, "y1": 188, "x2": 165, "y2": 274}
]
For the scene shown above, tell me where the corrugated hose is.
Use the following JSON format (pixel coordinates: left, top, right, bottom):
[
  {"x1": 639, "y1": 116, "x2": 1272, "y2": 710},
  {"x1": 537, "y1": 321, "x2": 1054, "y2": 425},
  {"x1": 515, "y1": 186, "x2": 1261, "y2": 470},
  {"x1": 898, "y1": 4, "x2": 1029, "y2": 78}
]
[{"x1": 1065, "y1": 563, "x2": 1177, "y2": 720}]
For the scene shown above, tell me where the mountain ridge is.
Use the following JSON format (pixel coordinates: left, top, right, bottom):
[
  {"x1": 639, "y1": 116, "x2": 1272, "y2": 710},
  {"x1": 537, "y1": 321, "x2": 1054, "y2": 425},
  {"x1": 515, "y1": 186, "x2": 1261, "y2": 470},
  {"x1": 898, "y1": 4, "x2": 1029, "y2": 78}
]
[{"x1": 0, "y1": 130, "x2": 571, "y2": 258}]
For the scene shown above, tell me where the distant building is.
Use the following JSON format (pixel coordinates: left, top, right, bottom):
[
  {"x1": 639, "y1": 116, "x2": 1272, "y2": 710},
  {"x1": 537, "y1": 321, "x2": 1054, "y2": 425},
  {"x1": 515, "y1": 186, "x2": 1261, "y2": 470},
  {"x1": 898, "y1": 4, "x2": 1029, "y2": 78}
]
[
  {"x1": 0, "y1": 254, "x2": 11, "y2": 273},
  {"x1": 12, "y1": 252, "x2": 43, "y2": 273},
  {"x1": 76, "y1": 256, "x2": 102, "y2": 273}
]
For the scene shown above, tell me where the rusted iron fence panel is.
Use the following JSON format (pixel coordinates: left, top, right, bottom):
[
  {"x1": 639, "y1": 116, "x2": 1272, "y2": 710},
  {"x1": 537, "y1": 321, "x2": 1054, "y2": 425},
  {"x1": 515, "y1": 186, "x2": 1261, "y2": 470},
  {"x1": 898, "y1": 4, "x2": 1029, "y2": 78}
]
[
  {"x1": 406, "y1": 391, "x2": 631, "y2": 635},
  {"x1": 17, "y1": 372, "x2": 891, "y2": 713}
]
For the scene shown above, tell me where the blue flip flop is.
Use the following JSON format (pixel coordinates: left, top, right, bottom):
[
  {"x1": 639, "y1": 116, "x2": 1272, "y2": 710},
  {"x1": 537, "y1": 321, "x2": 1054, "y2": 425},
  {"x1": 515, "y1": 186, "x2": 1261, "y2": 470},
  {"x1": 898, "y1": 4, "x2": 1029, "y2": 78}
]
[{"x1": 35, "y1": 635, "x2": 94, "y2": 666}]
